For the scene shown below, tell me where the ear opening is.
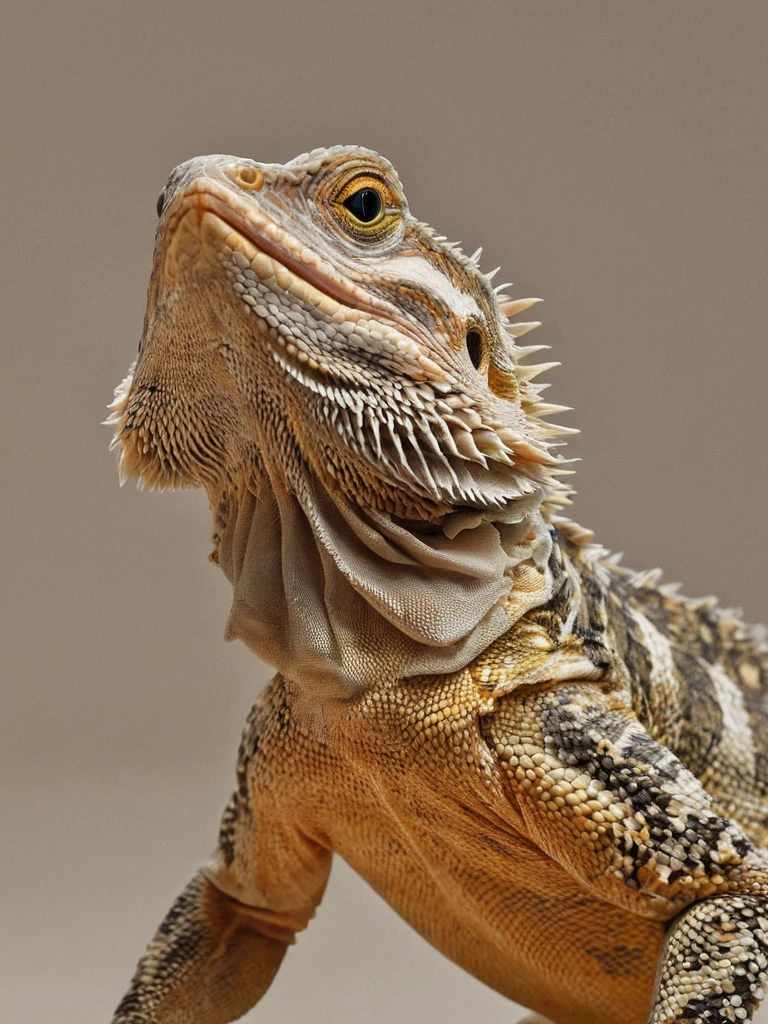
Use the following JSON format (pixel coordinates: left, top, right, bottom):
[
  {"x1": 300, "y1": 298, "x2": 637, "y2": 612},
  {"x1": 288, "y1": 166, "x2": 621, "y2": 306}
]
[{"x1": 465, "y1": 328, "x2": 486, "y2": 370}]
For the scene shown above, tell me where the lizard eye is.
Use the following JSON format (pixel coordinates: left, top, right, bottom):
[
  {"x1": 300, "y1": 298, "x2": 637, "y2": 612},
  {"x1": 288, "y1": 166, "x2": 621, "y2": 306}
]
[
  {"x1": 332, "y1": 173, "x2": 399, "y2": 240},
  {"x1": 343, "y1": 187, "x2": 382, "y2": 224}
]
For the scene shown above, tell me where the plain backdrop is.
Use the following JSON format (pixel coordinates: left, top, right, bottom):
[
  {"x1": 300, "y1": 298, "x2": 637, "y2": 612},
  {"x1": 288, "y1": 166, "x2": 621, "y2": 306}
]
[{"x1": 2, "y1": 2, "x2": 767, "y2": 1021}]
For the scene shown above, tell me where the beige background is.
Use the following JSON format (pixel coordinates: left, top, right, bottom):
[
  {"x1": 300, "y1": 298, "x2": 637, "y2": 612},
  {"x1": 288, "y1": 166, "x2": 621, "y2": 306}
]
[{"x1": 2, "y1": 2, "x2": 767, "y2": 1021}]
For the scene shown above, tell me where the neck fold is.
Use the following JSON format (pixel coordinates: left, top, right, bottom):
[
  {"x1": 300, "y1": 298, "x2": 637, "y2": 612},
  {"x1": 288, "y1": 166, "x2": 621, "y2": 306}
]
[{"x1": 218, "y1": 464, "x2": 556, "y2": 697}]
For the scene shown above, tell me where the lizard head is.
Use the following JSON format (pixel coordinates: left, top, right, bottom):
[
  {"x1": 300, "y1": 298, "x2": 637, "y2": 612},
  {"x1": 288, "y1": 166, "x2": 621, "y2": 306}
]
[
  {"x1": 110, "y1": 146, "x2": 571, "y2": 536},
  {"x1": 109, "y1": 146, "x2": 573, "y2": 689}
]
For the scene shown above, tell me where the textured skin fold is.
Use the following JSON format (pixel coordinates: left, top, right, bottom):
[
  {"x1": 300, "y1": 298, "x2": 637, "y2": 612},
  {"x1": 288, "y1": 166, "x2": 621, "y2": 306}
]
[{"x1": 220, "y1": 464, "x2": 553, "y2": 692}]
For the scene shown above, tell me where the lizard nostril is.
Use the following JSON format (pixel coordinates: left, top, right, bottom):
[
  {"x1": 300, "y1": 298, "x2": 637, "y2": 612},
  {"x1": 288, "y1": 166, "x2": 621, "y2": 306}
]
[
  {"x1": 156, "y1": 189, "x2": 166, "y2": 219},
  {"x1": 234, "y1": 166, "x2": 264, "y2": 191},
  {"x1": 465, "y1": 329, "x2": 485, "y2": 371}
]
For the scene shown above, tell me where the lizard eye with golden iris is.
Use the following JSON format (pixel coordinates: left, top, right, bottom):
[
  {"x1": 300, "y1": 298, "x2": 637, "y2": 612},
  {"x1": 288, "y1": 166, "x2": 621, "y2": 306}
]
[
  {"x1": 331, "y1": 174, "x2": 398, "y2": 239},
  {"x1": 343, "y1": 187, "x2": 382, "y2": 224}
]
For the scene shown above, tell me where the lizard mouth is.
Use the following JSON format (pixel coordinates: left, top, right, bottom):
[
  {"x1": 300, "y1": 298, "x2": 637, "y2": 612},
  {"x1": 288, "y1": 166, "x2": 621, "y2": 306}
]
[
  {"x1": 162, "y1": 183, "x2": 444, "y2": 393},
  {"x1": 165, "y1": 182, "x2": 387, "y2": 322}
]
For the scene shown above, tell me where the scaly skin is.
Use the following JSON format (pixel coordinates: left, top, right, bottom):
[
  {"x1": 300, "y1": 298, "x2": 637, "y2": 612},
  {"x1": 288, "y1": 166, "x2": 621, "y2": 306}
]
[{"x1": 108, "y1": 147, "x2": 768, "y2": 1024}]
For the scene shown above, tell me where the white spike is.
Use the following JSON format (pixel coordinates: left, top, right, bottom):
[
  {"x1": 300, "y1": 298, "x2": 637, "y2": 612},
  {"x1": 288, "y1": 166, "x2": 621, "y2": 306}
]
[
  {"x1": 530, "y1": 403, "x2": 572, "y2": 418},
  {"x1": 432, "y1": 417, "x2": 463, "y2": 458},
  {"x1": 451, "y1": 427, "x2": 489, "y2": 467},
  {"x1": 516, "y1": 361, "x2": 561, "y2": 382},
  {"x1": 511, "y1": 438, "x2": 558, "y2": 467},
  {"x1": 552, "y1": 519, "x2": 594, "y2": 544},
  {"x1": 338, "y1": 407, "x2": 355, "y2": 441},
  {"x1": 419, "y1": 417, "x2": 447, "y2": 458},
  {"x1": 386, "y1": 419, "x2": 412, "y2": 474},
  {"x1": 118, "y1": 450, "x2": 131, "y2": 486},
  {"x1": 450, "y1": 407, "x2": 483, "y2": 430},
  {"x1": 506, "y1": 321, "x2": 542, "y2": 338},
  {"x1": 403, "y1": 423, "x2": 440, "y2": 493},
  {"x1": 428, "y1": 460, "x2": 461, "y2": 497},
  {"x1": 499, "y1": 297, "x2": 543, "y2": 317},
  {"x1": 485, "y1": 266, "x2": 502, "y2": 281},
  {"x1": 634, "y1": 568, "x2": 664, "y2": 588},
  {"x1": 535, "y1": 423, "x2": 580, "y2": 439},
  {"x1": 473, "y1": 429, "x2": 514, "y2": 465},
  {"x1": 445, "y1": 460, "x2": 468, "y2": 496},
  {"x1": 353, "y1": 405, "x2": 367, "y2": 447},
  {"x1": 513, "y1": 343, "x2": 551, "y2": 359},
  {"x1": 366, "y1": 407, "x2": 383, "y2": 460},
  {"x1": 496, "y1": 426, "x2": 525, "y2": 448},
  {"x1": 469, "y1": 247, "x2": 483, "y2": 266},
  {"x1": 402, "y1": 385, "x2": 426, "y2": 411}
]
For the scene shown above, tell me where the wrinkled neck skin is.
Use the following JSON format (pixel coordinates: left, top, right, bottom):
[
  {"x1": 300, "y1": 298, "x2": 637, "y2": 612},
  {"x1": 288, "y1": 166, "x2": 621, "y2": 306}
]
[{"x1": 217, "y1": 443, "x2": 556, "y2": 701}]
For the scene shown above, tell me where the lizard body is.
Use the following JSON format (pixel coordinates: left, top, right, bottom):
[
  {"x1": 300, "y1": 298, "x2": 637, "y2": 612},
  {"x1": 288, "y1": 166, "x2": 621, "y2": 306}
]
[{"x1": 108, "y1": 147, "x2": 768, "y2": 1024}]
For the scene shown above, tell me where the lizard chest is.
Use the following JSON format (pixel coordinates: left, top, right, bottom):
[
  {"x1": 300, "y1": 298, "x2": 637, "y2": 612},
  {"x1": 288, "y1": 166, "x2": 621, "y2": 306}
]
[{"x1": 310, "y1": 676, "x2": 665, "y2": 1024}]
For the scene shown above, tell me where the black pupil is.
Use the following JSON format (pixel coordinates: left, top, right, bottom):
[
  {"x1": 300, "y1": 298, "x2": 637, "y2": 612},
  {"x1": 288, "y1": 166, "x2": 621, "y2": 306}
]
[{"x1": 344, "y1": 187, "x2": 382, "y2": 223}]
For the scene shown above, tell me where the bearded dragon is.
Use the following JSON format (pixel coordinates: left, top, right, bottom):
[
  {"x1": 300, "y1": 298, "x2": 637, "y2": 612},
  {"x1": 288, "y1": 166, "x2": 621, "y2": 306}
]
[{"x1": 107, "y1": 146, "x2": 768, "y2": 1024}]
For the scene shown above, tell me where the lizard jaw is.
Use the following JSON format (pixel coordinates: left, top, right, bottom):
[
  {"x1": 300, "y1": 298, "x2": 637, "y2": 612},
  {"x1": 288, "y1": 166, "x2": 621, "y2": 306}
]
[{"x1": 161, "y1": 180, "x2": 389, "y2": 322}]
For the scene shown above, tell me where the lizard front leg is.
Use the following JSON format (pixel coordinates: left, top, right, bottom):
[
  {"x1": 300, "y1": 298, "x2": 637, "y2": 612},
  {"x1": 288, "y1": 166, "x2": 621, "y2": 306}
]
[
  {"x1": 111, "y1": 686, "x2": 332, "y2": 1023},
  {"x1": 111, "y1": 868, "x2": 306, "y2": 1024},
  {"x1": 652, "y1": 895, "x2": 768, "y2": 1024},
  {"x1": 485, "y1": 682, "x2": 768, "y2": 1024}
]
